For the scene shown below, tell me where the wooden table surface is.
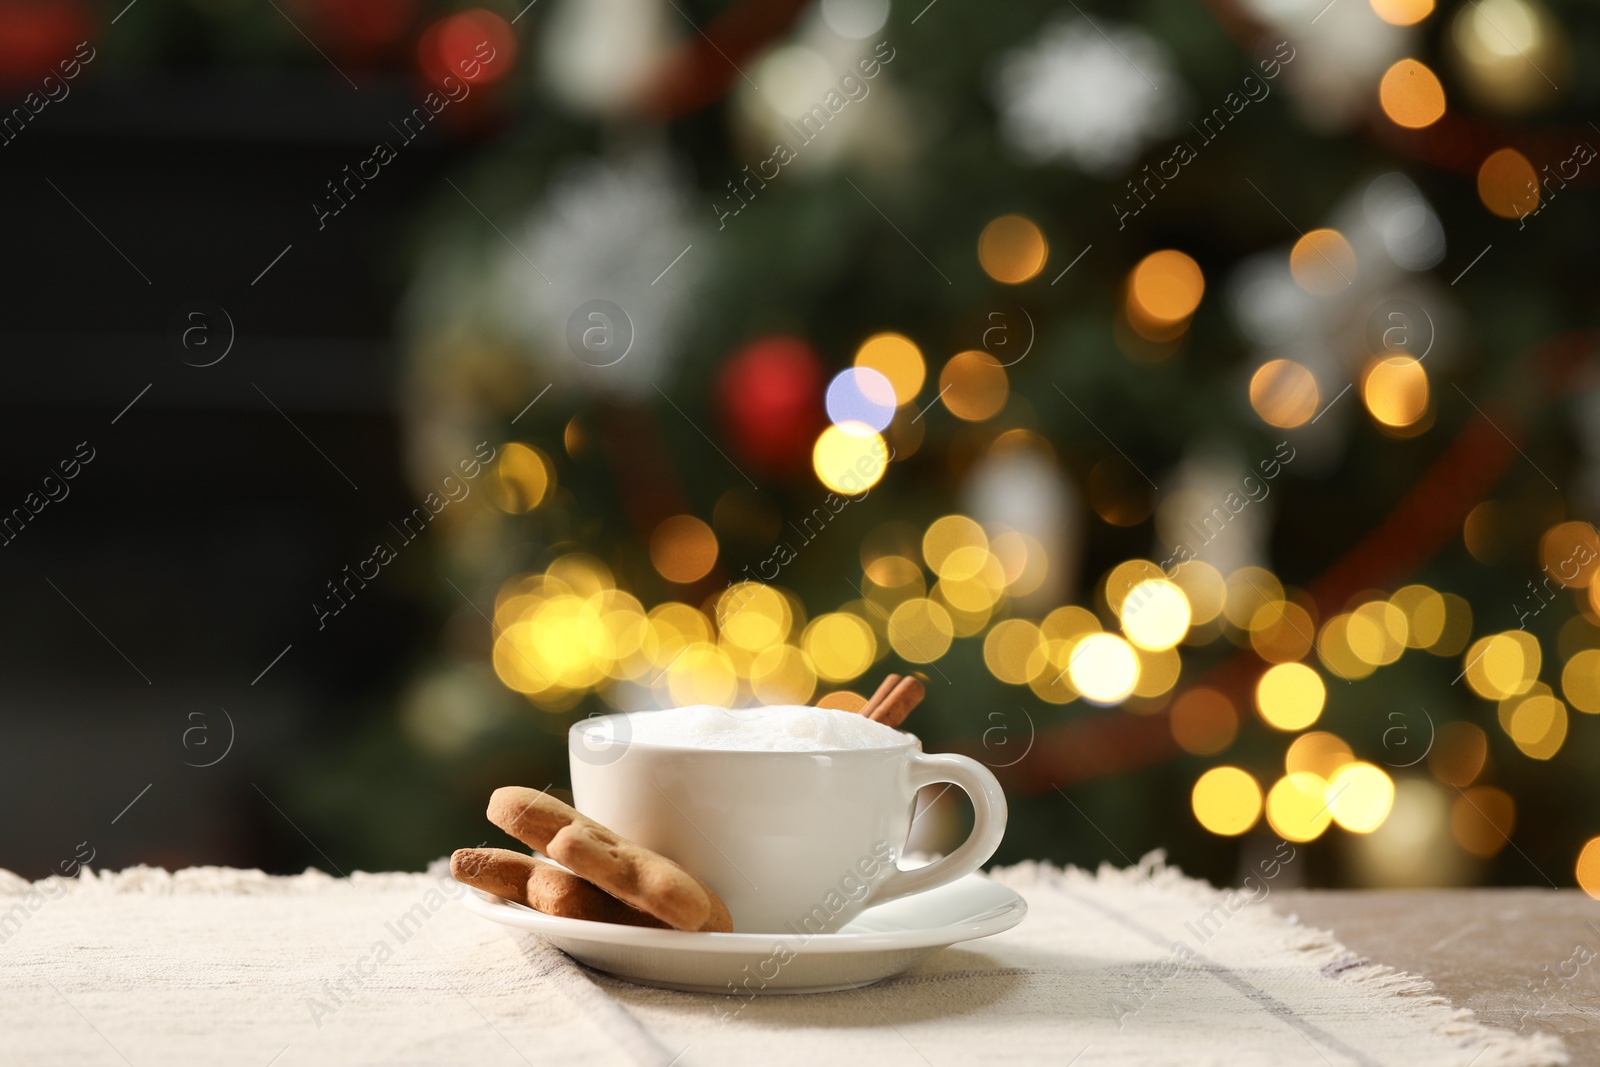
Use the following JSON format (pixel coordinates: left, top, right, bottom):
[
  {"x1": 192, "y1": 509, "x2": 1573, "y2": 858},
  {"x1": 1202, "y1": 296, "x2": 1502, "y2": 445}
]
[{"x1": 1280, "y1": 889, "x2": 1600, "y2": 1063}]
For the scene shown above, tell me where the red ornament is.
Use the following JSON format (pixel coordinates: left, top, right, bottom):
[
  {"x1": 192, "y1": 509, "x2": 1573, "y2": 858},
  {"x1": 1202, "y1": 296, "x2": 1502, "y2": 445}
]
[
  {"x1": 716, "y1": 336, "x2": 825, "y2": 474},
  {"x1": 0, "y1": 0, "x2": 89, "y2": 88},
  {"x1": 417, "y1": 8, "x2": 516, "y2": 90}
]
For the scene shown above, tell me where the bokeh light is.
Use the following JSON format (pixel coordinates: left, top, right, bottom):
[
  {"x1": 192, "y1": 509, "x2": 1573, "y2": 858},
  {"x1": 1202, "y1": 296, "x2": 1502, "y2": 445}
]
[
  {"x1": 1250, "y1": 600, "x2": 1316, "y2": 663},
  {"x1": 1171, "y1": 561, "x2": 1226, "y2": 626},
  {"x1": 1130, "y1": 645, "x2": 1181, "y2": 699},
  {"x1": 1562, "y1": 648, "x2": 1600, "y2": 714},
  {"x1": 750, "y1": 644, "x2": 817, "y2": 705},
  {"x1": 717, "y1": 582, "x2": 791, "y2": 652},
  {"x1": 1540, "y1": 521, "x2": 1600, "y2": 588},
  {"x1": 1327, "y1": 762, "x2": 1395, "y2": 833},
  {"x1": 490, "y1": 442, "x2": 552, "y2": 513},
  {"x1": 978, "y1": 215, "x2": 1048, "y2": 284},
  {"x1": 1256, "y1": 662, "x2": 1326, "y2": 730},
  {"x1": 1224, "y1": 567, "x2": 1285, "y2": 630},
  {"x1": 1427, "y1": 721, "x2": 1487, "y2": 787},
  {"x1": 1249, "y1": 359, "x2": 1320, "y2": 428},
  {"x1": 887, "y1": 597, "x2": 954, "y2": 662},
  {"x1": 1120, "y1": 579, "x2": 1191, "y2": 650},
  {"x1": 1362, "y1": 355, "x2": 1429, "y2": 428},
  {"x1": 813, "y1": 423, "x2": 889, "y2": 494},
  {"x1": 1370, "y1": 0, "x2": 1434, "y2": 25},
  {"x1": 1289, "y1": 228, "x2": 1357, "y2": 296},
  {"x1": 1505, "y1": 691, "x2": 1567, "y2": 760},
  {"x1": 1128, "y1": 250, "x2": 1205, "y2": 325},
  {"x1": 1067, "y1": 633, "x2": 1140, "y2": 705},
  {"x1": 854, "y1": 332, "x2": 925, "y2": 405},
  {"x1": 1451, "y1": 786, "x2": 1514, "y2": 857},
  {"x1": 1286, "y1": 731, "x2": 1353, "y2": 779},
  {"x1": 1578, "y1": 838, "x2": 1600, "y2": 900},
  {"x1": 419, "y1": 8, "x2": 516, "y2": 88},
  {"x1": 826, "y1": 367, "x2": 898, "y2": 433},
  {"x1": 923, "y1": 515, "x2": 987, "y2": 574},
  {"x1": 1477, "y1": 148, "x2": 1539, "y2": 220},
  {"x1": 1391, "y1": 585, "x2": 1447, "y2": 648},
  {"x1": 1192, "y1": 767, "x2": 1262, "y2": 836},
  {"x1": 803, "y1": 612, "x2": 877, "y2": 682},
  {"x1": 1170, "y1": 688, "x2": 1238, "y2": 755},
  {"x1": 1463, "y1": 630, "x2": 1540, "y2": 700},
  {"x1": 939, "y1": 351, "x2": 1009, "y2": 421},
  {"x1": 649, "y1": 515, "x2": 718, "y2": 584},
  {"x1": 984, "y1": 619, "x2": 1047, "y2": 685},
  {"x1": 1266, "y1": 773, "x2": 1333, "y2": 842},
  {"x1": 1379, "y1": 58, "x2": 1447, "y2": 128}
]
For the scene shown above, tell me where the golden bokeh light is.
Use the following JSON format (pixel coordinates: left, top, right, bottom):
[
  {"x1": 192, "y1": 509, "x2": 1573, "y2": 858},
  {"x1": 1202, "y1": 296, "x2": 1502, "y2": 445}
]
[
  {"x1": 923, "y1": 515, "x2": 987, "y2": 575},
  {"x1": 1171, "y1": 561, "x2": 1226, "y2": 626},
  {"x1": 1286, "y1": 731, "x2": 1354, "y2": 779},
  {"x1": 1289, "y1": 228, "x2": 1357, "y2": 296},
  {"x1": 1256, "y1": 662, "x2": 1326, "y2": 730},
  {"x1": 1224, "y1": 567, "x2": 1285, "y2": 630},
  {"x1": 717, "y1": 583, "x2": 792, "y2": 652},
  {"x1": 1106, "y1": 560, "x2": 1168, "y2": 616},
  {"x1": 1170, "y1": 687, "x2": 1238, "y2": 755},
  {"x1": 1249, "y1": 359, "x2": 1320, "y2": 428},
  {"x1": 649, "y1": 515, "x2": 718, "y2": 584},
  {"x1": 1506, "y1": 692, "x2": 1567, "y2": 760},
  {"x1": 1578, "y1": 838, "x2": 1600, "y2": 900},
  {"x1": 750, "y1": 644, "x2": 817, "y2": 705},
  {"x1": 1121, "y1": 579, "x2": 1192, "y2": 651},
  {"x1": 1317, "y1": 613, "x2": 1376, "y2": 681},
  {"x1": 1540, "y1": 521, "x2": 1600, "y2": 589},
  {"x1": 1562, "y1": 648, "x2": 1600, "y2": 714},
  {"x1": 1128, "y1": 250, "x2": 1205, "y2": 324},
  {"x1": 1192, "y1": 767, "x2": 1263, "y2": 836},
  {"x1": 1391, "y1": 585, "x2": 1447, "y2": 648},
  {"x1": 1477, "y1": 148, "x2": 1539, "y2": 220},
  {"x1": 1428, "y1": 721, "x2": 1488, "y2": 787},
  {"x1": 1370, "y1": 0, "x2": 1434, "y2": 25},
  {"x1": 1463, "y1": 630, "x2": 1540, "y2": 700},
  {"x1": 803, "y1": 612, "x2": 877, "y2": 682},
  {"x1": 887, "y1": 597, "x2": 954, "y2": 663},
  {"x1": 1327, "y1": 762, "x2": 1396, "y2": 833},
  {"x1": 1131, "y1": 645, "x2": 1182, "y2": 699},
  {"x1": 1067, "y1": 633, "x2": 1141, "y2": 704},
  {"x1": 490, "y1": 442, "x2": 552, "y2": 513},
  {"x1": 1249, "y1": 600, "x2": 1316, "y2": 663},
  {"x1": 1451, "y1": 786, "x2": 1514, "y2": 858},
  {"x1": 984, "y1": 619, "x2": 1048, "y2": 685},
  {"x1": 978, "y1": 214, "x2": 1049, "y2": 284},
  {"x1": 1362, "y1": 355, "x2": 1429, "y2": 429},
  {"x1": 666, "y1": 642, "x2": 739, "y2": 706},
  {"x1": 1432, "y1": 594, "x2": 1474, "y2": 656},
  {"x1": 1348, "y1": 599, "x2": 1408, "y2": 667},
  {"x1": 939, "y1": 351, "x2": 1009, "y2": 421},
  {"x1": 1379, "y1": 58, "x2": 1447, "y2": 128},
  {"x1": 855, "y1": 332, "x2": 926, "y2": 406},
  {"x1": 813, "y1": 424, "x2": 889, "y2": 495},
  {"x1": 1266, "y1": 773, "x2": 1333, "y2": 842},
  {"x1": 816, "y1": 690, "x2": 867, "y2": 713}
]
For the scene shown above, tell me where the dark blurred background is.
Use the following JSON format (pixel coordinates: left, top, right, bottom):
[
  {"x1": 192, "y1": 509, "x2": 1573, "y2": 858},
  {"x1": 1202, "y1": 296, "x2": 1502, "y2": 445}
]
[{"x1": 5, "y1": 0, "x2": 1600, "y2": 896}]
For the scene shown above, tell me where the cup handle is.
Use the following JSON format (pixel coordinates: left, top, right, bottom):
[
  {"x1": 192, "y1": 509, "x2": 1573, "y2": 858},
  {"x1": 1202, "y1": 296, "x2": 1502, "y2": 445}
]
[{"x1": 869, "y1": 752, "x2": 1008, "y2": 907}]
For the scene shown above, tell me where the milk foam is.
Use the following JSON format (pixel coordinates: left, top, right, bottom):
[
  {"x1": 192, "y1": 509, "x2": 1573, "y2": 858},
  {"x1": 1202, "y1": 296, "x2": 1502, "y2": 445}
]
[{"x1": 586, "y1": 705, "x2": 910, "y2": 752}]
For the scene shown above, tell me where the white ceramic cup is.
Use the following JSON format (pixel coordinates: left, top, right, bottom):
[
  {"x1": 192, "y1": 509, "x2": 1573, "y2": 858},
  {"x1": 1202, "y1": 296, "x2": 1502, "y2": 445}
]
[{"x1": 568, "y1": 710, "x2": 1007, "y2": 934}]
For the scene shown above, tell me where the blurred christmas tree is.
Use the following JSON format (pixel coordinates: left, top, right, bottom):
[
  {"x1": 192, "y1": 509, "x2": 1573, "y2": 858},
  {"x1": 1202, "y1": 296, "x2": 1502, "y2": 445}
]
[{"x1": 252, "y1": 0, "x2": 1600, "y2": 890}]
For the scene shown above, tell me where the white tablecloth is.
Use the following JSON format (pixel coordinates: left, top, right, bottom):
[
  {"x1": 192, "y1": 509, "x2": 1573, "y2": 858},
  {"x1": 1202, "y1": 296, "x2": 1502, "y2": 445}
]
[{"x1": 0, "y1": 857, "x2": 1565, "y2": 1066}]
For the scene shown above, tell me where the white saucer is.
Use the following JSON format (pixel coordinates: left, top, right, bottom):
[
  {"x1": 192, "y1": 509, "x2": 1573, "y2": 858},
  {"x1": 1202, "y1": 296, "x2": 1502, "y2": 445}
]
[{"x1": 457, "y1": 872, "x2": 1026, "y2": 994}]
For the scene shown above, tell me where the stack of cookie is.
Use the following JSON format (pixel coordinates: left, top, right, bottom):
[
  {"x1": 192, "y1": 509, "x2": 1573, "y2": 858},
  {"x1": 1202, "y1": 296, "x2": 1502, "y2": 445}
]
[{"x1": 451, "y1": 787, "x2": 734, "y2": 932}]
